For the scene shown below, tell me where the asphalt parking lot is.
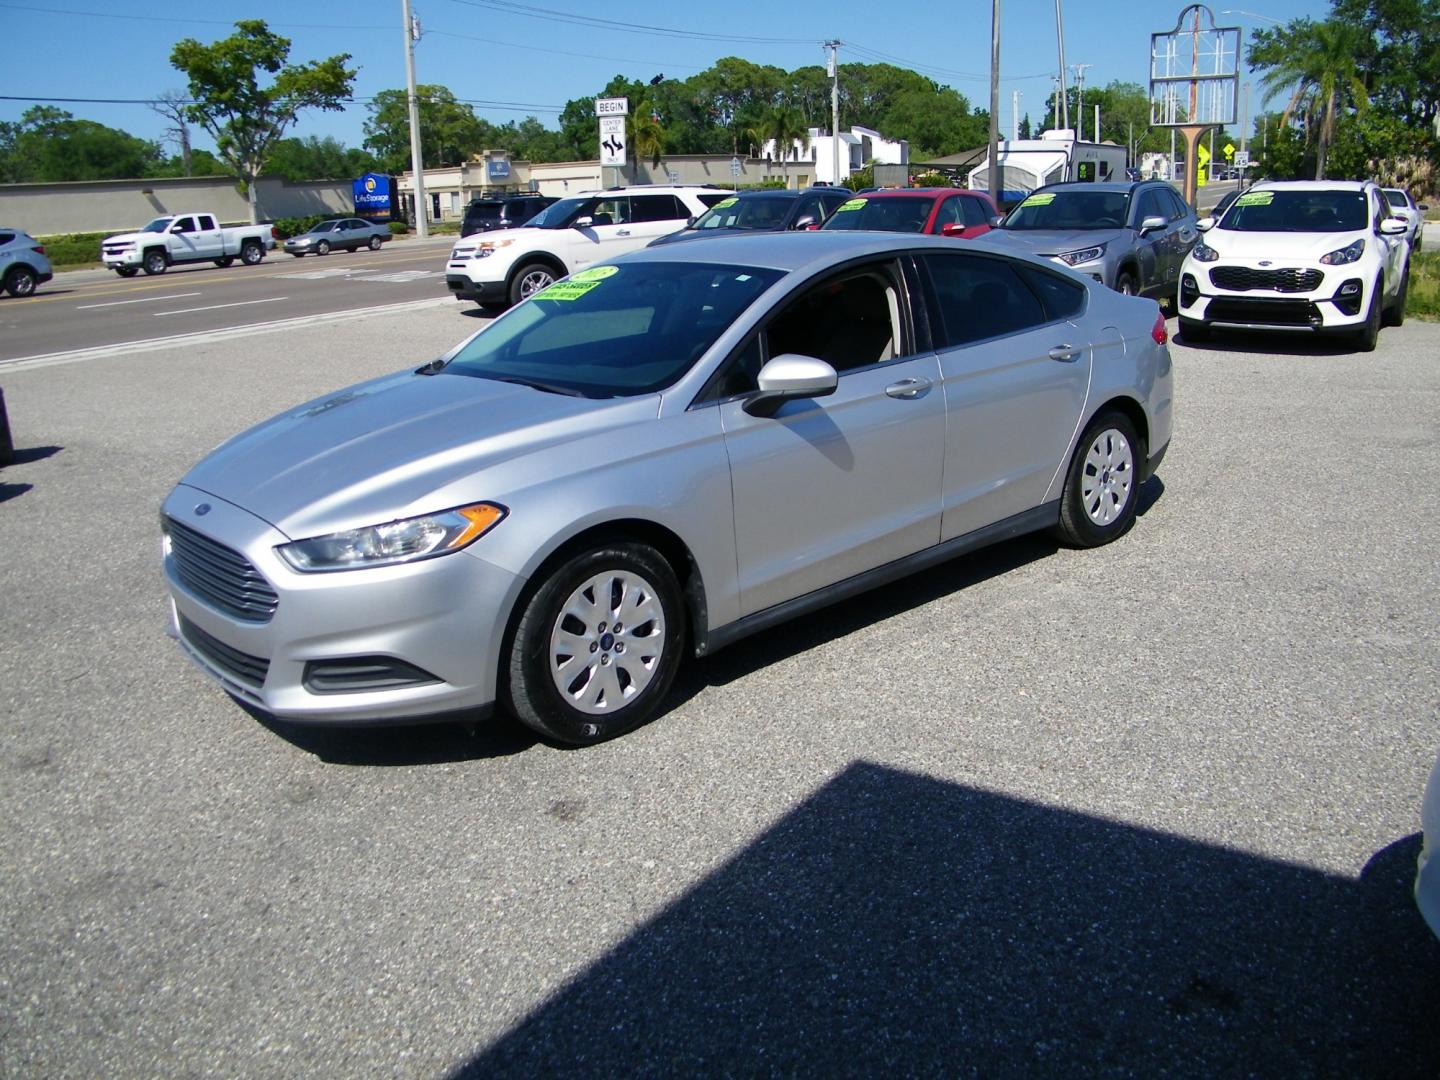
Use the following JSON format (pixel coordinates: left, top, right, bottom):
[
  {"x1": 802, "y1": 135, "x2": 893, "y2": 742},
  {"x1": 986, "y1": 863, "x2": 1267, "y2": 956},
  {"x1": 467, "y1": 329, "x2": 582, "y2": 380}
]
[{"x1": 2, "y1": 307, "x2": 1438, "y2": 1076}]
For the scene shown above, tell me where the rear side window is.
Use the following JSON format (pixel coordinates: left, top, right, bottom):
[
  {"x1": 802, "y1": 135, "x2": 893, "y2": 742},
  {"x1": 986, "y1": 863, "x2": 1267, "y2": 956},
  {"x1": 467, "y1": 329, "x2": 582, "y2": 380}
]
[
  {"x1": 922, "y1": 253, "x2": 1049, "y2": 347},
  {"x1": 197, "y1": 215, "x2": 217, "y2": 230},
  {"x1": 1016, "y1": 265, "x2": 1085, "y2": 321},
  {"x1": 0, "y1": 232, "x2": 14, "y2": 246},
  {"x1": 631, "y1": 195, "x2": 688, "y2": 222}
]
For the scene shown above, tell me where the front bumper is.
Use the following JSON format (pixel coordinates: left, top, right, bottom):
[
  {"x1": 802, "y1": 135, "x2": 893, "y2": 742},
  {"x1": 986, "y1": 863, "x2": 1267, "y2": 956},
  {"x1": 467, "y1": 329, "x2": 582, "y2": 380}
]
[
  {"x1": 283, "y1": 242, "x2": 315, "y2": 254},
  {"x1": 161, "y1": 485, "x2": 523, "y2": 724},
  {"x1": 1178, "y1": 261, "x2": 1372, "y2": 332},
  {"x1": 446, "y1": 273, "x2": 506, "y2": 305},
  {"x1": 101, "y1": 249, "x2": 142, "y2": 268}
]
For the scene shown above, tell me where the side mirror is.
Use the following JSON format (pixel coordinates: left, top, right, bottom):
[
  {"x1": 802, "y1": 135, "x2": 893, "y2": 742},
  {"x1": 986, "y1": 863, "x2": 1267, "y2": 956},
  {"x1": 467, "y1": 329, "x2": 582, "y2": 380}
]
[
  {"x1": 940, "y1": 222, "x2": 968, "y2": 237},
  {"x1": 791, "y1": 213, "x2": 819, "y2": 230},
  {"x1": 572, "y1": 215, "x2": 593, "y2": 228},
  {"x1": 1196, "y1": 216, "x2": 1216, "y2": 232},
  {"x1": 1419, "y1": 203, "x2": 1430, "y2": 211},
  {"x1": 743, "y1": 354, "x2": 838, "y2": 417},
  {"x1": 1379, "y1": 217, "x2": 1408, "y2": 235},
  {"x1": 1138, "y1": 215, "x2": 1168, "y2": 235},
  {"x1": 686, "y1": 215, "x2": 697, "y2": 226},
  {"x1": 990, "y1": 215, "x2": 1006, "y2": 228}
]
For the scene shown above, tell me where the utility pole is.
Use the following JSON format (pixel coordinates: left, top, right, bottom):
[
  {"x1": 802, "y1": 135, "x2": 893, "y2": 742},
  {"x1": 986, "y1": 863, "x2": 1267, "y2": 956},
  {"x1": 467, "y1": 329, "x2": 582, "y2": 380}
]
[
  {"x1": 1239, "y1": 80, "x2": 1249, "y2": 154},
  {"x1": 1072, "y1": 62, "x2": 1092, "y2": 140},
  {"x1": 1054, "y1": 0, "x2": 1069, "y2": 132},
  {"x1": 825, "y1": 40, "x2": 841, "y2": 186},
  {"x1": 1012, "y1": 89, "x2": 1022, "y2": 140},
  {"x1": 989, "y1": 0, "x2": 1003, "y2": 209},
  {"x1": 402, "y1": 0, "x2": 428, "y2": 238}
]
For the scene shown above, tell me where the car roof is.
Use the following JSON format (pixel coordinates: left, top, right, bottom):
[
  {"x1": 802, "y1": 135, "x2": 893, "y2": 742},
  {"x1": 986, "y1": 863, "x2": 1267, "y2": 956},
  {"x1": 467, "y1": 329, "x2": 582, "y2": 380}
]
[
  {"x1": 1037, "y1": 181, "x2": 1149, "y2": 194},
  {"x1": 1251, "y1": 179, "x2": 1371, "y2": 192},
  {"x1": 612, "y1": 230, "x2": 1009, "y2": 274},
  {"x1": 855, "y1": 188, "x2": 973, "y2": 199}
]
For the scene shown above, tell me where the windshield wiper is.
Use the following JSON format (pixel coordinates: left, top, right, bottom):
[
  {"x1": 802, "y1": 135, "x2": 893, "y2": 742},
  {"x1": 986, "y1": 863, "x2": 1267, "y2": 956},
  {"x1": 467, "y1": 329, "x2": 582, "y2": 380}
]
[{"x1": 491, "y1": 375, "x2": 586, "y2": 397}]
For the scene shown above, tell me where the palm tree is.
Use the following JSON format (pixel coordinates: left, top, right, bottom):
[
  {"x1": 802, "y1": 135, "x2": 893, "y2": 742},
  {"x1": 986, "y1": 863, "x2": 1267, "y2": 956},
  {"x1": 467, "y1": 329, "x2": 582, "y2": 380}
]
[
  {"x1": 1257, "y1": 19, "x2": 1369, "y2": 179},
  {"x1": 751, "y1": 106, "x2": 810, "y2": 185},
  {"x1": 626, "y1": 96, "x2": 665, "y2": 174}
]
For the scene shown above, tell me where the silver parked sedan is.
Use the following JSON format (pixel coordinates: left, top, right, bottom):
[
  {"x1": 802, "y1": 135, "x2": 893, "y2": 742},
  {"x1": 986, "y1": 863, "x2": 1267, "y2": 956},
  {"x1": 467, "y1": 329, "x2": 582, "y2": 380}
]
[
  {"x1": 283, "y1": 217, "x2": 392, "y2": 256},
  {"x1": 161, "y1": 233, "x2": 1174, "y2": 745}
]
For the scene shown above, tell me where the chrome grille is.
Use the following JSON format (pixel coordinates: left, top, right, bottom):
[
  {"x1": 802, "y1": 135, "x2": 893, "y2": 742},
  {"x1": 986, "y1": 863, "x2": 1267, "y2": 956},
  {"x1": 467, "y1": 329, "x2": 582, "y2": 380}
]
[
  {"x1": 1210, "y1": 266, "x2": 1322, "y2": 293},
  {"x1": 165, "y1": 517, "x2": 278, "y2": 623},
  {"x1": 178, "y1": 616, "x2": 270, "y2": 689}
]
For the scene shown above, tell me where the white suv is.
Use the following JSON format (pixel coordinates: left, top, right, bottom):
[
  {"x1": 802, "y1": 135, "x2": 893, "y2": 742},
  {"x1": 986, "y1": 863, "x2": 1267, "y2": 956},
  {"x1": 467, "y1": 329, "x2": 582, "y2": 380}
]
[
  {"x1": 1178, "y1": 180, "x2": 1411, "y2": 351},
  {"x1": 445, "y1": 186, "x2": 731, "y2": 310}
]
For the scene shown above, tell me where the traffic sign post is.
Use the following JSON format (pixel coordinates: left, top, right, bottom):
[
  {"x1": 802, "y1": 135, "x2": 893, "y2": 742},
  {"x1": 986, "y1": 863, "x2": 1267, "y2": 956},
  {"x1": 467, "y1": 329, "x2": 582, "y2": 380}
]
[
  {"x1": 1149, "y1": 4, "x2": 1241, "y2": 208},
  {"x1": 596, "y1": 98, "x2": 629, "y2": 185}
]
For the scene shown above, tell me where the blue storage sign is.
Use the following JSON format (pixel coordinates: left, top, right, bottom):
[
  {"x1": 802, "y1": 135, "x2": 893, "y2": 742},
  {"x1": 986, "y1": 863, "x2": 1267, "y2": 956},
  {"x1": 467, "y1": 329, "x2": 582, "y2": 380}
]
[
  {"x1": 487, "y1": 159, "x2": 511, "y2": 181},
  {"x1": 353, "y1": 173, "x2": 397, "y2": 221}
]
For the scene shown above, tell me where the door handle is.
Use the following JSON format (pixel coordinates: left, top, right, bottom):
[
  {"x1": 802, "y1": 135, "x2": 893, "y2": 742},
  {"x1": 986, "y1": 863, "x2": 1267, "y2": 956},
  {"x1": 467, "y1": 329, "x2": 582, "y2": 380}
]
[
  {"x1": 616, "y1": 229, "x2": 631, "y2": 236},
  {"x1": 885, "y1": 377, "x2": 931, "y2": 399},
  {"x1": 1048, "y1": 344, "x2": 1080, "y2": 362}
]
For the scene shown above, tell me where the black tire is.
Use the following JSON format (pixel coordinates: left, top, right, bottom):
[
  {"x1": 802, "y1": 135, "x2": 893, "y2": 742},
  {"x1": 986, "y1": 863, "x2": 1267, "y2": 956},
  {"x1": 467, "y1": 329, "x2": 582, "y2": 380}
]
[
  {"x1": 503, "y1": 541, "x2": 685, "y2": 746},
  {"x1": 1384, "y1": 266, "x2": 1408, "y2": 327},
  {"x1": 315, "y1": 239, "x2": 331, "y2": 256},
  {"x1": 1053, "y1": 410, "x2": 1144, "y2": 549},
  {"x1": 1114, "y1": 270, "x2": 1138, "y2": 296},
  {"x1": 240, "y1": 241, "x2": 264, "y2": 266},
  {"x1": 114, "y1": 267, "x2": 139, "y2": 278},
  {"x1": 289, "y1": 252, "x2": 304, "y2": 258},
  {"x1": 1353, "y1": 276, "x2": 1382, "y2": 352},
  {"x1": 368, "y1": 235, "x2": 383, "y2": 251},
  {"x1": 141, "y1": 249, "x2": 167, "y2": 276},
  {"x1": 3, "y1": 265, "x2": 37, "y2": 298},
  {"x1": 214, "y1": 256, "x2": 234, "y2": 268},
  {"x1": 1178, "y1": 316, "x2": 1210, "y2": 342},
  {"x1": 508, "y1": 261, "x2": 558, "y2": 307}
]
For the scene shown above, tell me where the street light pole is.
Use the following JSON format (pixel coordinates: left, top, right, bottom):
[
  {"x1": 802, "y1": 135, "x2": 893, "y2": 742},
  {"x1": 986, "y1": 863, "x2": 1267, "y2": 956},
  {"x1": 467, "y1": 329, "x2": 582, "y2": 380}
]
[
  {"x1": 826, "y1": 41, "x2": 841, "y2": 186},
  {"x1": 989, "y1": 0, "x2": 1003, "y2": 209},
  {"x1": 402, "y1": 0, "x2": 428, "y2": 238}
]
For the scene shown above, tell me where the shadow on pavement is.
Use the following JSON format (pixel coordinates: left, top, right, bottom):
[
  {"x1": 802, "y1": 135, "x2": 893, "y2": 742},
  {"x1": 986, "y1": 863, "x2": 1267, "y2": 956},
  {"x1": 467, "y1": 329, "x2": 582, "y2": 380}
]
[
  {"x1": 0, "y1": 481, "x2": 33, "y2": 504},
  {"x1": 1175, "y1": 329, "x2": 1363, "y2": 356},
  {"x1": 2, "y1": 445, "x2": 63, "y2": 467},
  {"x1": 458, "y1": 762, "x2": 1440, "y2": 1076},
  {"x1": 246, "y1": 702, "x2": 538, "y2": 765}
]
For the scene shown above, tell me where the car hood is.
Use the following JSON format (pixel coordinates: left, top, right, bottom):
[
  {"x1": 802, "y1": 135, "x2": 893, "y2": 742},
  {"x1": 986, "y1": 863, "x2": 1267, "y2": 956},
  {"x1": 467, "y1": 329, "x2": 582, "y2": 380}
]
[
  {"x1": 103, "y1": 231, "x2": 149, "y2": 245},
  {"x1": 1197, "y1": 229, "x2": 1369, "y2": 259},
  {"x1": 180, "y1": 369, "x2": 656, "y2": 539},
  {"x1": 975, "y1": 228, "x2": 1130, "y2": 256}
]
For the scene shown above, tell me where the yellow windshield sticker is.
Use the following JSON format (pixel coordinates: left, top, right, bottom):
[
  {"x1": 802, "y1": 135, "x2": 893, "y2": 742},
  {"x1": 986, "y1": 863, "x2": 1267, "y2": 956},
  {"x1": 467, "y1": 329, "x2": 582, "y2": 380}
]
[
  {"x1": 837, "y1": 198, "x2": 868, "y2": 211},
  {"x1": 1234, "y1": 191, "x2": 1273, "y2": 206},
  {"x1": 713, "y1": 197, "x2": 738, "y2": 209},
  {"x1": 571, "y1": 265, "x2": 618, "y2": 282},
  {"x1": 1022, "y1": 193, "x2": 1056, "y2": 207},
  {"x1": 535, "y1": 280, "x2": 600, "y2": 302}
]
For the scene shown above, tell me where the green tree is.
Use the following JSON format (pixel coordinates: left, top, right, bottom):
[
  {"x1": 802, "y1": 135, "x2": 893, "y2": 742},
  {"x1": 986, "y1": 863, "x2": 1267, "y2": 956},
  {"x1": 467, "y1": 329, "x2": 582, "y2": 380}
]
[
  {"x1": 627, "y1": 94, "x2": 665, "y2": 170},
  {"x1": 1249, "y1": 18, "x2": 1370, "y2": 179},
  {"x1": 171, "y1": 19, "x2": 356, "y2": 221},
  {"x1": 0, "y1": 106, "x2": 163, "y2": 182},
  {"x1": 752, "y1": 105, "x2": 810, "y2": 181},
  {"x1": 363, "y1": 85, "x2": 492, "y2": 173},
  {"x1": 265, "y1": 135, "x2": 377, "y2": 181}
]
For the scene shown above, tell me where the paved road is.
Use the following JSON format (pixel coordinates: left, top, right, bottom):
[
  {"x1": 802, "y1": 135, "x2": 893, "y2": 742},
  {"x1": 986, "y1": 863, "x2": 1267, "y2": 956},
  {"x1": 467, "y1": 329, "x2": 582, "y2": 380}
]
[
  {"x1": 2, "y1": 308, "x2": 1438, "y2": 1076},
  {"x1": 0, "y1": 236, "x2": 459, "y2": 363}
]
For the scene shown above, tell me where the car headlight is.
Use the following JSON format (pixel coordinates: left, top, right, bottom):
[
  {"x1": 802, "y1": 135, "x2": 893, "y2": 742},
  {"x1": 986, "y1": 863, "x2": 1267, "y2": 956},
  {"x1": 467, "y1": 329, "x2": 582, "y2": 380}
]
[
  {"x1": 1190, "y1": 241, "x2": 1219, "y2": 263},
  {"x1": 1319, "y1": 238, "x2": 1365, "y2": 265},
  {"x1": 1057, "y1": 243, "x2": 1106, "y2": 266},
  {"x1": 477, "y1": 239, "x2": 516, "y2": 255},
  {"x1": 276, "y1": 502, "x2": 506, "y2": 572}
]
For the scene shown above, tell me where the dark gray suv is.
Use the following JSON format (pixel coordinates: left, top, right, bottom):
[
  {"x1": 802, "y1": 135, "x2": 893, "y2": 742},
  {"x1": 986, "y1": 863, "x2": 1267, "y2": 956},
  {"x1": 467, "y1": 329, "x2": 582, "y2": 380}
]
[
  {"x1": 976, "y1": 181, "x2": 1198, "y2": 299},
  {"x1": 461, "y1": 194, "x2": 557, "y2": 237}
]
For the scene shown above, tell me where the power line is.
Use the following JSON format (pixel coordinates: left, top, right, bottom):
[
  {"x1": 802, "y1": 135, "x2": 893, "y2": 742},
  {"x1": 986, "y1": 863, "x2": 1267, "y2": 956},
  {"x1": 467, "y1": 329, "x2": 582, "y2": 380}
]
[
  {"x1": 445, "y1": 0, "x2": 818, "y2": 45},
  {"x1": 426, "y1": 28, "x2": 704, "y2": 73},
  {"x1": 0, "y1": 94, "x2": 564, "y2": 113},
  {"x1": 0, "y1": 2, "x2": 392, "y2": 30}
]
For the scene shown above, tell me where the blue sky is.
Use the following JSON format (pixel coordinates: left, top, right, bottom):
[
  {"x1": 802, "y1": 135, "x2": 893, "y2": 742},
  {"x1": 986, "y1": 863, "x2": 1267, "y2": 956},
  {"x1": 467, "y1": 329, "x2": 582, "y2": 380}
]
[{"x1": 0, "y1": 0, "x2": 1330, "y2": 155}]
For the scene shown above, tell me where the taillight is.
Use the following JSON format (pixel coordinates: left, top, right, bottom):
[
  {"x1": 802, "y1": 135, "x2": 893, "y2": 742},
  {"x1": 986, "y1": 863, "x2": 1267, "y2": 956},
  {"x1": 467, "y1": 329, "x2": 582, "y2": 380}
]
[
  {"x1": 271, "y1": 226, "x2": 278, "y2": 239},
  {"x1": 1151, "y1": 310, "x2": 1168, "y2": 346},
  {"x1": 32, "y1": 245, "x2": 45, "y2": 255}
]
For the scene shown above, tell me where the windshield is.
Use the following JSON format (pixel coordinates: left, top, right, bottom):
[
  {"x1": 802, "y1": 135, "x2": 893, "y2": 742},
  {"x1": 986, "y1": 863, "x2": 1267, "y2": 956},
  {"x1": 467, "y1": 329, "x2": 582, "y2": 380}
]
[
  {"x1": 690, "y1": 195, "x2": 791, "y2": 231},
  {"x1": 1001, "y1": 190, "x2": 1130, "y2": 230},
  {"x1": 820, "y1": 196, "x2": 933, "y2": 233},
  {"x1": 1218, "y1": 189, "x2": 1368, "y2": 232},
  {"x1": 310, "y1": 221, "x2": 337, "y2": 233},
  {"x1": 526, "y1": 196, "x2": 594, "y2": 229},
  {"x1": 443, "y1": 262, "x2": 784, "y2": 397},
  {"x1": 141, "y1": 218, "x2": 173, "y2": 233}
]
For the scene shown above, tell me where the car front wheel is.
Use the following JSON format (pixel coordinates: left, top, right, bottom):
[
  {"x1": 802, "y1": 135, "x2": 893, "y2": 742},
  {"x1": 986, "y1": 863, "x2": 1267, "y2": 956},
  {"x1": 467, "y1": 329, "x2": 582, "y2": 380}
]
[
  {"x1": 369, "y1": 235, "x2": 383, "y2": 250},
  {"x1": 1353, "y1": 276, "x2": 1382, "y2": 352},
  {"x1": 316, "y1": 240, "x2": 330, "y2": 256},
  {"x1": 1054, "y1": 411, "x2": 1144, "y2": 548},
  {"x1": 504, "y1": 541, "x2": 685, "y2": 746},
  {"x1": 509, "y1": 262, "x2": 557, "y2": 307}
]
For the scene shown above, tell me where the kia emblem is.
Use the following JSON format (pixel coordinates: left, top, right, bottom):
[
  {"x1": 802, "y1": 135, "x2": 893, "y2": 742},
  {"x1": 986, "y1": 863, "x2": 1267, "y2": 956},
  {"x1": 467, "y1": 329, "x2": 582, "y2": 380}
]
[
  {"x1": 195, "y1": 503, "x2": 211, "y2": 516},
  {"x1": 1258, "y1": 260, "x2": 1272, "y2": 267}
]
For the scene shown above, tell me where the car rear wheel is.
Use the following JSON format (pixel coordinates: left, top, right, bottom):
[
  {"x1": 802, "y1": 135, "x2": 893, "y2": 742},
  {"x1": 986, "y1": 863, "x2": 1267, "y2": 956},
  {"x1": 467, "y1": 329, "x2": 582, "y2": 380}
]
[
  {"x1": 240, "y1": 241, "x2": 264, "y2": 265},
  {"x1": 369, "y1": 235, "x2": 383, "y2": 250},
  {"x1": 1115, "y1": 270, "x2": 1138, "y2": 296},
  {"x1": 1353, "y1": 276, "x2": 1382, "y2": 352},
  {"x1": 3, "y1": 266, "x2": 37, "y2": 297},
  {"x1": 509, "y1": 262, "x2": 557, "y2": 307},
  {"x1": 1384, "y1": 266, "x2": 1408, "y2": 327},
  {"x1": 316, "y1": 240, "x2": 331, "y2": 256},
  {"x1": 504, "y1": 541, "x2": 684, "y2": 746},
  {"x1": 1053, "y1": 411, "x2": 1143, "y2": 549},
  {"x1": 142, "y1": 250, "x2": 167, "y2": 276}
]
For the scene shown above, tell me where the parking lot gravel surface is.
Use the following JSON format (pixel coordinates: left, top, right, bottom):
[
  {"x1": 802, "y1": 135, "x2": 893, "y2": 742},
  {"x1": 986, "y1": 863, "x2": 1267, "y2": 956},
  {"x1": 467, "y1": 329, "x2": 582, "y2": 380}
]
[{"x1": 2, "y1": 307, "x2": 1438, "y2": 1076}]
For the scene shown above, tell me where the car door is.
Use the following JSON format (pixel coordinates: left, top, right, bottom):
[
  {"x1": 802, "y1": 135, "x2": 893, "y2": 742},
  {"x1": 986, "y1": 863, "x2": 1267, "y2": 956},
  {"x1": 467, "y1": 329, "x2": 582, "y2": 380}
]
[
  {"x1": 918, "y1": 251, "x2": 1092, "y2": 540},
  {"x1": 167, "y1": 216, "x2": 199, "y2": 261},
  {"x1": 1129, "y1": 189, "x2": 1171, "y2": 291},
  {"x1": 1372, "y1": 188, "x2": 1406, "y2": 301},
  {"x1": 712, "y1": 258, "x2": 945, "y2": 615},
  {"x1": 191, "y1": 214, "x2": 223, "y2": 259},
  {"x1": 570, "y1": 196, "x2": 633, "y2": 269},
  {"x1": 627, "y1": 194, "x2": 692, "y2": 245}
]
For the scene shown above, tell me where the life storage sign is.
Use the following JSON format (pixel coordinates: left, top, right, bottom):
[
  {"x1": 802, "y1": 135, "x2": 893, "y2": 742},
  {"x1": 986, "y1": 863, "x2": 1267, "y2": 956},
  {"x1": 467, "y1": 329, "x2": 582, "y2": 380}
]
[{"x1": 353, "y1": 173, "x2": 397, "y2": 222}]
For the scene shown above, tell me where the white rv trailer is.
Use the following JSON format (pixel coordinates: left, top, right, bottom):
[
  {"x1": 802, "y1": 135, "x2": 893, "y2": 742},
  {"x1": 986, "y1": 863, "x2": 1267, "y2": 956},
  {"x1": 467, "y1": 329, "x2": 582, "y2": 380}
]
[{"x1": 968, "y1": 129, "x2": 1129, "y2": 209}]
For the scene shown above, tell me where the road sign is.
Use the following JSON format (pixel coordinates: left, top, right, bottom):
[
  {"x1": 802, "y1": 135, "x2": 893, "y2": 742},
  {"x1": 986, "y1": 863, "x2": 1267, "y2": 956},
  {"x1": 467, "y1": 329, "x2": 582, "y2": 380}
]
[
  {"x1": 666, "y1": 170, "x2": 680, "y2": 184},
  {"x1": 1234, "y1": 150, "x2": 1250, "y2": 168},
  {"x1": 1196, "y1": 140, "x2": 1210, "y2": 187},
  {"x1": 730, "y1": 157, "x2": 741, "y2": 177},
  {"x1": 1223, "y1": 142, "x2": 1235, "y2": 160},
  {"x1": 595, "y1": 97, "x2": 629, "y2": 118},
  {"x1": 599, "y1": 115, "x2": 626, "y2": 167}
]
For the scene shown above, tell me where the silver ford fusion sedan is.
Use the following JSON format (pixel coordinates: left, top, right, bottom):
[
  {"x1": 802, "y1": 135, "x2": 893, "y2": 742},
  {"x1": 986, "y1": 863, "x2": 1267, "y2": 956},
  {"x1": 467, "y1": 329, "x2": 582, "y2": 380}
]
[{"x1": 161, "y1": 233, "x2": 1173, "y2": 746}]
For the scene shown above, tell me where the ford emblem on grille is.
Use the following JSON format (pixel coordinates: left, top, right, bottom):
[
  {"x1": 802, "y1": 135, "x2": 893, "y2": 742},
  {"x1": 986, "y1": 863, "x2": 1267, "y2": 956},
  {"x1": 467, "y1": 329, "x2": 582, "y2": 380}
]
[
  {"x1": 1259, "y1": 260, "x2": 1272, "y2": 267},
  {"x1": 194, "y1": 503, "x2": 211, "y2": 516}
]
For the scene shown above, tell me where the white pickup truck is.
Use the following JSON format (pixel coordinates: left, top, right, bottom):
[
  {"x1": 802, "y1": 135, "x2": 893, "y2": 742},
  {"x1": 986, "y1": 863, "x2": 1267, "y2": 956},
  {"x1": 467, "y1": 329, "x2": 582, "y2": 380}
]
[{"x1": 100, "y1": 213, "x2": 277, "y2": 277}]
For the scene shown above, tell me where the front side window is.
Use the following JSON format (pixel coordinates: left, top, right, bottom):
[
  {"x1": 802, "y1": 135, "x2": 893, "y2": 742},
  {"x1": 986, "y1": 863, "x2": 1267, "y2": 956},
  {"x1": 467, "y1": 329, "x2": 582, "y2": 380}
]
[
  {"x1": 1002, "y1": 190, "x2": 1130, "y2": 230},
  {"x1": 444, "y1": 262, "x2": 783, "y2": 398},
  {"x1": 172, "y1": 217, "x2": 196, "y2": 233},
  {"x1": 1135, "y1": 190, "x2": 1165, "y2": 225},
  {"x1": 1384, "y1": 190, "x2": 1410, "y2": 209},
  {"x1": 960, "y1": 196, "x2": 990, "y2": 227},
  {"x1": 692, "y1": 195, "x2": 792, "y2": 231},
  {"x1": 1218, "y1": 189, "x2": 1368, "y2": 233},
  {"x1": 922, "y1": 253, "x2": 1048, "y2": 348}
]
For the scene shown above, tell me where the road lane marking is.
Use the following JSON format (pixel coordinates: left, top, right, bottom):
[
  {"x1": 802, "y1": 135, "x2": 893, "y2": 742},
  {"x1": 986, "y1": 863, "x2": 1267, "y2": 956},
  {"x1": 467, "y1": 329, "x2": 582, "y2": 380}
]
[
  {"x1": 0, "y1": 297, "x2": 455, "y2": 371},
  {"x1": 77, "y1": 292, "x2": 202, "y2": 309},
  {"x1": 154, "y1": 297, "x2": 288, "y2": 317}
]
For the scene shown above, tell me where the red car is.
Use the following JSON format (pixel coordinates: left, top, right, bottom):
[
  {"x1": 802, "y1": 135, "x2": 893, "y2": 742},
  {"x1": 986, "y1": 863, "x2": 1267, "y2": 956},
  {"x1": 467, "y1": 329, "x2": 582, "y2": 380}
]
[{"x1": 818, "y1": 188, "x2": 999, "y2": 239}]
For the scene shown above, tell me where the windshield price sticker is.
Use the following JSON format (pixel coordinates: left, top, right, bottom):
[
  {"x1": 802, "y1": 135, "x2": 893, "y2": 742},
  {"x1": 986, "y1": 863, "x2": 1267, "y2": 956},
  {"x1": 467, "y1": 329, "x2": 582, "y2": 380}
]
[
  {"x1": 713, "y1": 197, "x2": 738, "y2": 209},
  {"x1": 837, "y1": 198, "x2": 868, "y2": 212},
  {"x1": 536, "y1": 280, "x2": 601, "y2": 302},
  {"x1": 1234, "y1": 191, "x2": 1274, "y2": 207},
  {"x1": 1022, "y1": 193, "x2": 1056, "y2": 207},
  {"x1": 571, "y1": 265, "x2": 618, "y2": 282}
]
